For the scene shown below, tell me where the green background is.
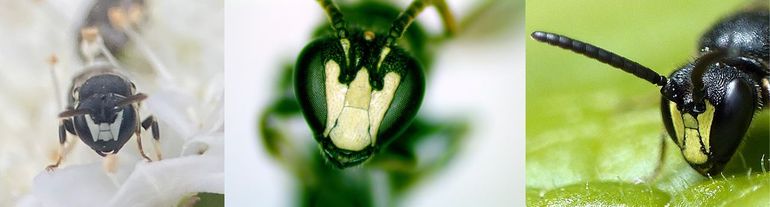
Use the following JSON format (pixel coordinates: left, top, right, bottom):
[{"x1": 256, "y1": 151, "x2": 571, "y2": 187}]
[{"x1": 526, "y1": 0, "x2": 769, "y2": 205}]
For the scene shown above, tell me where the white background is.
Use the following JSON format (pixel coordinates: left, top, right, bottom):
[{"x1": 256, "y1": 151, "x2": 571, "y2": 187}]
[{"x1": 226, "y1": 0, "x2": 525, "y2": 206}]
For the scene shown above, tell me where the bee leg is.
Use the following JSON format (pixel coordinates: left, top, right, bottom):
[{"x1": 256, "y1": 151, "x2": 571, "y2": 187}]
[
  {"x1": 135, "y1": 127, "x2": 153, "y2": 162},
  {"x1": 142, "y1": 115, "x2": 162, "y2": 160},
  {"x1": 46, "y1": 120, "x2": 70, "y2": 171}
]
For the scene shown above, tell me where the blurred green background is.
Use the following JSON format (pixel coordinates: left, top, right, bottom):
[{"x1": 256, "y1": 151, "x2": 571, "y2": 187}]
[{"x1": 526, "y1": 0, "x2": 769, "y2": 205}]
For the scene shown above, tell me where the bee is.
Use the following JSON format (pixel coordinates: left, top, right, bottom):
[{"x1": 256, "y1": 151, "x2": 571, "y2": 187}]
[
  {"x1": 258, "y1": 0, "x2": 475, "y2": 205},
  {"x1": 291, "y1": 0, "x2": 458, "y2": 168},
  {"x1": 46, "y1": 0, "x2": 161, "y2": 171},
  {"x1": 531, "y1": 3, "x2": 768, "y2": 176}
]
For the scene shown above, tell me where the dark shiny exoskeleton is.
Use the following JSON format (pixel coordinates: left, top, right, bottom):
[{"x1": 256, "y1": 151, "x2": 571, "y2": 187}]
[
  {"x1": 46, "y1": 0, "x2": 159, "y2": 170},
  {"x1": 660, "y1": 7, "x2": 769, "y2": 175},
  {"x1": 532, "y1": 4, "x2": 768, "y2": 176},
  {"x1": 291, "y1": 0, "x2": 451, "y2": 168},
  {"x1": 295, "y1": 31, "x2": 425, "y2": 167},
  {"x1": 48, "y1": 63, "x2": 160, "y2": 171},
  {"x1": 67, "y1": 66, "x2": 139, "y2": 155}
]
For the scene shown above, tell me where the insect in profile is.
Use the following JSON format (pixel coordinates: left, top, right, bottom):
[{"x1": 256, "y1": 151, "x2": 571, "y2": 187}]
[
  {"x1": 531, "y1": 4, "x2": 768, "y2": 176},
  {"x1": 293, "y1": 0, "x2": 457, "y2": 168},
  {"x1": 46, "y1": 1, "x2": 161, "y2": 171}
]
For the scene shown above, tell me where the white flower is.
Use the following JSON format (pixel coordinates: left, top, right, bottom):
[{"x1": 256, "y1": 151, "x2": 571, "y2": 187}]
[{"x1": 5, "y1": 0, "x2": 223, "y2": 206}]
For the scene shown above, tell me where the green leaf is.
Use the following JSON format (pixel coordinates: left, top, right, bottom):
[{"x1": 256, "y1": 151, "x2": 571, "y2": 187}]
[
  {"x1": 526, "y1": 0, "x2": 770, "y2": 205},
  {"x1": 528, "y1": 182, "x2": 670, "y2": 206},
  {"x1": 670, "y1": 173, "x2": 770, "y2": 206}
]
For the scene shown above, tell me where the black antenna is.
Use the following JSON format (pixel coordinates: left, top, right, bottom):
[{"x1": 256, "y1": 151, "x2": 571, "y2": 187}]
[
  {"x1": 531, "y1": 31, "x2": 667, "y2": 86},
  {"x1": 690, "y1": 50, "x2": 725, "y2": 104},
  {"x1": 59, "y1": 109, "x2": 91, "y2": 118},
  {"x1": 316, "y1": 0, "x2": 348, "y2": 39},
  {"x1": 386, "y1": 0, "x2": 431, "y2": 46},
  {"x1": 116, "y1": 93, "x2": 148, "y2": 108}
]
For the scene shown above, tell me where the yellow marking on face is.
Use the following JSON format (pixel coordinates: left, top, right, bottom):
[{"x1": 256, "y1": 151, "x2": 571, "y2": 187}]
[
  {"x1": 322, "y1": 62, "x2": 401, "y2": 151},
  {"x1": 697, "y1": 101, "x2": 715, "y2": 156},
  {"x1": 668, "y1": 101, "x2": 716, "y2": 164},
  {"x1": 323, "y1": 60, "x2": 347, "y2": 137},
  {"x1": 683, "y1": 127, "x2": 708, "y2": 164},
  {"x1": 329, "y1": 69, "x2": 372, "y2": 151},
  {"x1": 343, "y1": 69, "x2": 372, "y2": 108},
  {"x1": 377, "y1": 47, "x2": 391, "y2": 71},
  {"x1": 369, "y1": 72, "x2": 401, "y2": 145},
  {"x1": 340, "y1": 39, "x2": 351, "y2": 65},
  {"x1": 669, "y1": 102, "x2": 685, "y2": 146}
]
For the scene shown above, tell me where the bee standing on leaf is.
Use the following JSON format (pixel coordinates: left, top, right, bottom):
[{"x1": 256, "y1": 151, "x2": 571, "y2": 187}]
[{"x1": 531, "y1": 3, "x2": 768, "y2": 177}]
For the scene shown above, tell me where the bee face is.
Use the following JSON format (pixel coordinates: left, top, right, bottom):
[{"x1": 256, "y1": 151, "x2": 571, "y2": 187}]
[
  {"x1": 661, "y1": 62, "x2": 759, "y2": 175},
  {"x1": 294, "y1": 32, "x2": 425, "y2": 168},
  {"x1": 70, "y1": 73, "x2": 139, "y2": 156}
]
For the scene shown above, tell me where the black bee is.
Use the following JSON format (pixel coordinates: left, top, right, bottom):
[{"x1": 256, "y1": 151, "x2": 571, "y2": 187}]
[
  {"x1": 531, "y1": 4, "x2": 768, "y2": 176},
  {"x1": 46, "y1": 26, "x2": 160, "y2": 171}
]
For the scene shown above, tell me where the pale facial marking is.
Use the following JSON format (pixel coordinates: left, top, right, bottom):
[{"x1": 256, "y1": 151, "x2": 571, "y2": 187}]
[
  {"x1": 369, "y1": 72, "x2": 401, "y2": 145},
  {"x1": 322, "y1": 61, "x2": 401, "y2": 151},
  {"x1": 340, "y1": 39, "x2": 351, "y2": 65},
  {"x1": 329, "y1": 69, "x2": 372, "y2": 151},
  {"x1": 323, "y1": 60, "x2": 347, "y2": 137},
  {"x1": 377, "y1": 47, "x2": 391, "y2": 71},
  {"x1": 669, "y1": 101, "x2": 715, "y2": 164},
  {"x1": 85, "y1": 111, "x2": 123, "y2": 142}
]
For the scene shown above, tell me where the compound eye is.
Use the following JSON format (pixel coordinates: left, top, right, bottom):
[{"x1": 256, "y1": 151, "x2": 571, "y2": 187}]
[
  {"x1": 294, "y1": 38, "x2": 344, "y2": 137},
  {"x1": 294, "y1": 38, "x2": 425, "y2": 168},
  {"x1": 709, "y1": 79, "x2": 755, "y2": 169},
  {"x1": 660, "y1": 96, "x2": 677, "y2": 145}
]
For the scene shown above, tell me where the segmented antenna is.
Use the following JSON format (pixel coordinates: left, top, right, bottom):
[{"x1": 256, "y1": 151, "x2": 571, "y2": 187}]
[
  {"x1": 316, "y1": 0, "x2": 349, "y2": 39},
  {"x1": 386, "y1": 0, "x2": 432, "y2": 46},
  {"x1": 115, "y1": 93, "x2": 148, "y2": 108},
  {"x1": 531, "y1": 31, "x2": 667, "y2": 86},
  {"x1": 59, "y1": 109, "x2": 91, "y2": 118}
]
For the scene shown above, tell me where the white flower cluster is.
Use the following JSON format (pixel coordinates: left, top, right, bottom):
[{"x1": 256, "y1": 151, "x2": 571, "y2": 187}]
[{"x1": 0, "y1": 0, "x2": 223, "y2": 206}]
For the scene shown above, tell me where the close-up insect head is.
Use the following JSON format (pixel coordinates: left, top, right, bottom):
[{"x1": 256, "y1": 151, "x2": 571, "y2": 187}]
[
  {"x1": 527, "y1": 0, "x2": 768, "y2": 205},
  {"x1": 230, "y1": 0, "x2": 523, "y2": 206},
  {"x1": 0, "y1": 0, "x2": 223, "y2": 206},
  {"x1": 7, "y1": 0, "x2": 766, "y2": 206}
]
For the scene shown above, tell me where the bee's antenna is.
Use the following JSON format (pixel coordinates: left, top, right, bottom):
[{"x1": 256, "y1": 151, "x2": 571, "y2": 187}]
[
  {"x1": 386, "y1": 0, "x2": 432, "y2": 46},
  {"x1": 690, "y1": 50, "x2": 725, "y2": 104},
  {"x1": 115, "y1": 93, "x2": 148, "y2": 108},
  {"x1": 316, "y1": 0, "x2": 349, "y2": 39},
  {"x1": 59, "y1": 108, "x2": 91, "y2": 118},
  {"x1": 531, "y1": 31, "x2": 668, "y2": 86}
]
